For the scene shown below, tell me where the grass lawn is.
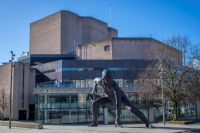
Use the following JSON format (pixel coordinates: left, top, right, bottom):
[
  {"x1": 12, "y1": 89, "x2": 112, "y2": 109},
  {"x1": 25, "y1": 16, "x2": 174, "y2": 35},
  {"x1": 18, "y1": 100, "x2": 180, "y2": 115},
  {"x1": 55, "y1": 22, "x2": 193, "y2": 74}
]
[
  {"x1": 160, "y1": 120, "x2": 194, "y2": 124},
  {"x1": 166, "y1": 120, "x2": 193, "y2": 123}
]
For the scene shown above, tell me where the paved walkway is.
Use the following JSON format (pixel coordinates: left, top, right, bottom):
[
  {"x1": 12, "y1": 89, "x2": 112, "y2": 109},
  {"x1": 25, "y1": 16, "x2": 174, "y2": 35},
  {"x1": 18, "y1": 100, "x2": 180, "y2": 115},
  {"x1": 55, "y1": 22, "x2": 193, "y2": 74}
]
[{"x1": 1, "y1": 123, "x2": 200, "y2": 133}]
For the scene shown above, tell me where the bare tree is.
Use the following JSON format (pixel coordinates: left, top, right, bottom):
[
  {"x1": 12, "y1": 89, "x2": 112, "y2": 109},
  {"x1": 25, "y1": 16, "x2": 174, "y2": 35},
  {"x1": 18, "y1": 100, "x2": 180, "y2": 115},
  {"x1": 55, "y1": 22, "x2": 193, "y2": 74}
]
[
  {"x1": 0, "y1": 88, "x2": 9, "y2": 117},
  {"x1": 137, "y1": 34, "x2": 200, "y2": 121},
  {"x1": 186, "y1": 70, "x2": 200, "y2": 122}
]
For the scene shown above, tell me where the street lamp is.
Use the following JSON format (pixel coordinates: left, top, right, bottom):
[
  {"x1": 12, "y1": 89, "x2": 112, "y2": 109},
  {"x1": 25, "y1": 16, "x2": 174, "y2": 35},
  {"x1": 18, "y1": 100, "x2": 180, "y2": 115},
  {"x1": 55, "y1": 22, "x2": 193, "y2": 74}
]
[
  {"x1": 9, "y1": 51, "x2": 15, "y2": 129},
  {"x1": 159, "y1": 60, "x2": 165, "y2": 125}
]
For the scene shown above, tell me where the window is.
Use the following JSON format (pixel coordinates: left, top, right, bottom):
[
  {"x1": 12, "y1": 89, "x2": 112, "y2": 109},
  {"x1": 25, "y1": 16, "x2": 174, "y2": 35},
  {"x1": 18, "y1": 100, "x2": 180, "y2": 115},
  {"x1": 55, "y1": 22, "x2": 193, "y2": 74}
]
[
  {"x1": 85, "y1": 68, "x2": 94, "y2": 71},
  {"x1": 104, "y1": 45, "x2": 110, "y2": 51}
]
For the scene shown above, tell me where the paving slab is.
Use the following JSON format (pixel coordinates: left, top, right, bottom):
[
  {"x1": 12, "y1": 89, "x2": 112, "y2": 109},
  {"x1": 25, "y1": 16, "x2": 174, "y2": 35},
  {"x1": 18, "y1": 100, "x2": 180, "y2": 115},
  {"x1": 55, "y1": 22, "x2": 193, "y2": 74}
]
[{"x1": 0, "y1": 123, "x2": 200, "y2": 133}]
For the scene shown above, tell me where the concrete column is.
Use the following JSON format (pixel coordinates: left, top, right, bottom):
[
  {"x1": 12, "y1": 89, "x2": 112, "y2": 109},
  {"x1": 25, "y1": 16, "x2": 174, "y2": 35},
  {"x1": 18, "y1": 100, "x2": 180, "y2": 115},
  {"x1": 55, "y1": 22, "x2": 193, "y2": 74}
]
[
  {"x1": 103, "y1": 108, "x2": 108, "y2": 124},
  {"x1": 69, "y1": 110, "x2": 71, "y2": 123},
  {"x1": 149, "y1": 107, "x2": 154, "y2": 122},
  {"x1": 44, "y1": 95, "x2": 48, "y2": 123}
]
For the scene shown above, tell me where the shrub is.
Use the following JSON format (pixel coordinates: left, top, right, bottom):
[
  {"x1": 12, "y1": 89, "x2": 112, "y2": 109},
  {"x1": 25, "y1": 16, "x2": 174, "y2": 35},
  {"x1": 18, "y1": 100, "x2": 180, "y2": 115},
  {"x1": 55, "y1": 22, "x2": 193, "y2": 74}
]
[{"x1": 1, "y1": 118, "x2": 9, "y2": 120}]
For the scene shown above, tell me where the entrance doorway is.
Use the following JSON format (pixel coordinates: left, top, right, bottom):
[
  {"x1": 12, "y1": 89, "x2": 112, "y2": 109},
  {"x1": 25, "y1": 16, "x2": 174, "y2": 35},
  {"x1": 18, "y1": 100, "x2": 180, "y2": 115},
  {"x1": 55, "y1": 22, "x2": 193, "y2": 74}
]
[
  {"x1": 19, "y1": 110, "x2": 26, "y2": 120},
  {"x1": 29, "y1": 104, "x2": 35, "y2": 120}
]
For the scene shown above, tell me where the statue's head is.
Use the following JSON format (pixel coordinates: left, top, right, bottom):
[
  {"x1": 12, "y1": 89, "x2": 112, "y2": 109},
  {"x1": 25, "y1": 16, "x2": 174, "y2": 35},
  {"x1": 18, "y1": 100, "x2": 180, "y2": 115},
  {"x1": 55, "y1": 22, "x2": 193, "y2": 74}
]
[{"x1": 102, "y1": 69, "x2": 113, "y2": 85}]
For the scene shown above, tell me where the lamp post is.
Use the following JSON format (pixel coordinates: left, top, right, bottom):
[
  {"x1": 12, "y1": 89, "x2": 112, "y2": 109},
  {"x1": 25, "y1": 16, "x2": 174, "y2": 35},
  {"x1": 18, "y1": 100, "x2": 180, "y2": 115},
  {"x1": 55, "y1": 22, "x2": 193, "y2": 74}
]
[
  {"x1": 159, "y1": 60, "x2": 165, "y2": 125},
  {"x1": 9, "y1": 51, "x2": 15, "y2": 129}
]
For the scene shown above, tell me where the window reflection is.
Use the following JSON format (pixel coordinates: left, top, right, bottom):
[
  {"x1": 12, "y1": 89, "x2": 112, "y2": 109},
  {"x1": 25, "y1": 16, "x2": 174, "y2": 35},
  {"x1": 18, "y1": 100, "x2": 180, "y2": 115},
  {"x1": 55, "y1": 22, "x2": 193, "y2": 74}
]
[
  {"x1": 44, "y1": 94, "x2": 51, "y2": 108},
  {"x1": 61, "y1": 109, "x2": 70, "y2": 123},
  {"x1": 52, "y1": 94, "x2": 60, "y2": 108},
  {"x1": 79, "y1": 109, "x2": 87, "y2": 123},
  {"x1": 71, "y1": 109, "x2": 78, "y2": 123},
  {"x1": 78, "y1": 94, "x2": 87, "y2": 108},
  {"x1": 114, "y1": 79, "x2": 123, "y2": 87},
  {"x1": 85, "y1": 68, "x2": 94, "y2": 71},
  {"x1": 61, "y1": 94, "x2": 69, "y2": 108},
  {"x1": 70, "y1": 94, "x2": 78, "y2": 108},
  {"x1": 108, "y1": 67, "x2": 115, "y2": 71}
]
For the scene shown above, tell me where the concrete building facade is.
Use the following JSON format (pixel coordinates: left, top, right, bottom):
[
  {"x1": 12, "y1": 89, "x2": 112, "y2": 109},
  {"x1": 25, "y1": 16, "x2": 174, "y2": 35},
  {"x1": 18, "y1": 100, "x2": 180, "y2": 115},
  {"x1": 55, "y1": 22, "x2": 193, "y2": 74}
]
[
  {"x1": 0, "y1": 62, "x2": 35, "y2": 120},
  {"x1": 0, "y1": 10, "x2": 199, "y2": 124},
  {"x1": 30, "y1": 11, "x2": 118, "y2": 55}
]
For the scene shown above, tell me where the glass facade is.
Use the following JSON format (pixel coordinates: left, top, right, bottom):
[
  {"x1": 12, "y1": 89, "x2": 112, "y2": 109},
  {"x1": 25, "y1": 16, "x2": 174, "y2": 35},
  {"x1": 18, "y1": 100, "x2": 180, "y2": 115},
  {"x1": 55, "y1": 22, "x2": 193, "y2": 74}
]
[
  {"x1": 36, "y1": 79, "x2": 141, "y2": 88},
  {"x1": 35, "y1": 93, "x2": 197, "y2": 124},
  {"x1": 35, "y1": 93, "x2": 104, "y2": 124}
]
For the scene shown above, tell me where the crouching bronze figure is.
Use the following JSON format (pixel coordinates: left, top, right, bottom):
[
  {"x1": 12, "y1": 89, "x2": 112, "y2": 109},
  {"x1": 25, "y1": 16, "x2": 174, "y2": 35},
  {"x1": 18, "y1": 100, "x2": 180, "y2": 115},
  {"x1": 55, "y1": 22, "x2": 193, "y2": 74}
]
[{"x1": 88, "y1": 69, "x2": 154, "y2": 128}]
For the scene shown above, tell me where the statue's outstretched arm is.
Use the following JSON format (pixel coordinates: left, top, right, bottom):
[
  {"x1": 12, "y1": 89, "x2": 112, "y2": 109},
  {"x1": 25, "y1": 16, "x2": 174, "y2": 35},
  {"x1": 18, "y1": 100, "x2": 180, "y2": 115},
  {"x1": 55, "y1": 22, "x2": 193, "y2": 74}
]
[{"x1": 91, "y1": 78, "x2": 103, "y2": 94}]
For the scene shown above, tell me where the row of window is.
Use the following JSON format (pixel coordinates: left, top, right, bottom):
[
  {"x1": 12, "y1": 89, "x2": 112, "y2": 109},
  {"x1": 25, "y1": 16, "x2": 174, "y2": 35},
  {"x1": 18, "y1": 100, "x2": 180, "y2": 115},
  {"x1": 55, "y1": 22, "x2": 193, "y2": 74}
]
[
  {"x1": 35, "y1": 93, "x2": 160, "y2": 110},
  {"x1": 36, "y1": 79, "x2": 142, "y2": 88},
  {"x1": 36, "y1": 67, "x2": 149, "y2": 75}
]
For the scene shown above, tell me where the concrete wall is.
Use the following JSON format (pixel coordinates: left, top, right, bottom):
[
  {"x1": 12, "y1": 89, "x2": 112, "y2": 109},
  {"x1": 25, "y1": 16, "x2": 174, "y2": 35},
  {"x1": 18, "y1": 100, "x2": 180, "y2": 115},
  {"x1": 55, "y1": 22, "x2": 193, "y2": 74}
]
[
  {"x1": 61, "y1": 12, "x2": 118, "y2": 54},
  {"x1": 107, "y1": 28, "x2": 118, "y2": 38},
  {"x1": 76, "y1": 37, "x2": 182, "y2": 61},
  {"x1": 12, "y1": 63, "x2": 23, "y2": 120},
  {"x1": 76, "y1": 38, "x2": 113, "y2": 60},
  {"x1": 29, "y1": 68, "x2": 35, "y2": 105},
  {"x1": 30, "y1": 11, "x2": 61, "y2": 54},
  {"x1": 76, "y1": 38, "x2": 155, "y2": 60},
  {"x1": 0, "y1": 63, "x2": 35, "y2": 120},
  {"x1": 30, "y1": 11, "x2": 118, "y2": 55},
  {"x1": 0, "y1": 63, "x2": 11, "y2": 118},
  {"x1": 112, "y1": 38, "x2": 155, "y2": 60},
  {"x1": 61, "y1": 11, "x2": 82, "y2": 54}
]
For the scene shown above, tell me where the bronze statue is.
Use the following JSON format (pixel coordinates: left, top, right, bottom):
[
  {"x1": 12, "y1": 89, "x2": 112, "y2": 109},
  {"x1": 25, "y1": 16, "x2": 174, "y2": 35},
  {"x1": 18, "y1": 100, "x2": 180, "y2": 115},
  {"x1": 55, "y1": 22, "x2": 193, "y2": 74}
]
[{"x1": 88, "y1": 69, "x2": 154, "y2": 128}]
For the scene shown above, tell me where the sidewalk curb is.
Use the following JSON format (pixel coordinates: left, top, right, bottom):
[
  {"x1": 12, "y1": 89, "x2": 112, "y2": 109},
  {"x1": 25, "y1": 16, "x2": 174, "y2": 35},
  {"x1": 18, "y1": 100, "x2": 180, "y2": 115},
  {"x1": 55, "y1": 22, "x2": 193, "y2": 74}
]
[{"x1": 174, "y1": 128, "x2": 200, "y2": 133}]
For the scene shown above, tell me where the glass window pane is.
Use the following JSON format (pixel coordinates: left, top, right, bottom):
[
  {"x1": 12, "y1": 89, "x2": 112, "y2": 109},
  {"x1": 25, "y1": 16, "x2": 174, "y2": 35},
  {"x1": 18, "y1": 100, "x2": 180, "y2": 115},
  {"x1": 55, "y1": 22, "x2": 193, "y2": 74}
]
[
  {"x1": 121, "y1": 110, "x2": 132, "y2": 123},
  {"x1": 61, "y1": 94, "x2": 69, "y2": 108},
  {"x1": 63, "y1": 68, "x2": 70, "y2": 71},
  {"x1": 108, "y1": 109, "x2": 116, "y2": 124},
  {"x1": 115, "y1": 67, "x2": 123, "y2": 71},
  {"x1": 86, "y1": 79, "x2": 93, "y2": 87},
  {"x1": 44, "y1": 109, "x2": 51, "y2": 124},
  {"x1": 70, "y1": 94, "x2": 78, "y2": 108},
  {"x1": 70, "y1": 109, "x2": 78, "y2": 123},
  {"x1": 35, "y1": 109, "x2": 43, "y2": 123},
  {"x1": 81, "y1": 80, "x2": 85, "y2": 88},
  {"x1": 35, "y1": 94, "x2": 43, "y2": 109},
  {"x1": 87, "y1": 107, "x2": 93, "y2": 123},
  {"x1": 98, "y1": 108, "x2": 104, "y2": 124},
  {"x1": 108, "y1": 67, "x2": 115, "y2": 71},
  {"x1": 52, "y1": 94, "x2": 60, "y2": 108},
  {"x1": 123, "y1": 68, "x2": 130, "y2": 70},
  {"x1": 77, "y1": 68, "x2": 85, "y2": 71},
  {"x1": 76, "y1": 80, "x2": 81, "y2": 88},
  {"x1": 44, "y1": 94, "x2": 51, "y2": 108},
  {"x1": 129, "y1": 93, "x2": 137, "y2": 104},
  {"x1": 61, "y1": 109, "x2": 70, "y2": 123},
  {"x1": 131, "y1": 67, "x2": 137, "y2": 70},
  {"x1": 115, "y1": 79, "x2": 123, "y2": 87},
  {"x1": 51, "y1": 109, "x2": 60, "y2": 124},
  {"x1": 71, "y1": 80, "x2": 76, "y2": 88},
  {"x1": 79, "y1": 109, "x2": 87, "y2": 123},
  {"x1": 138, "y1": 67, "x2": 144, "y2": 70},
  {"x1": 71, "y1": 68, "x2": 77, "y2": 71},
  {"x1": 78, "y1": 94, "x2": 87, "y2": 108},
  {"x1": 85, "y1": 68, "x2": 94, "y2": 71}
]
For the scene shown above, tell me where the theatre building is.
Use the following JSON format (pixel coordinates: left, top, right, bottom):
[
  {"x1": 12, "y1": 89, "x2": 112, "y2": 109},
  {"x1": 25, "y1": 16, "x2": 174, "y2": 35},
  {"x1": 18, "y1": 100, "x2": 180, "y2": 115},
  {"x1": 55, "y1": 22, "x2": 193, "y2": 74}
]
[{"x1": 0, "y1": 10, "x2": 199, "y2": 124}]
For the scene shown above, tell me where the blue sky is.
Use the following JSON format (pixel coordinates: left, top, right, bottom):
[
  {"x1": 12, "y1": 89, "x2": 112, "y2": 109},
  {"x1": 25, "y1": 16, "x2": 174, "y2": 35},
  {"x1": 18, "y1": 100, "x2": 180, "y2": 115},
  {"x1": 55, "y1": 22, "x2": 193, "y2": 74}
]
[{"x1": 0, "y1": 0, "x2": 200, "y2": 63}]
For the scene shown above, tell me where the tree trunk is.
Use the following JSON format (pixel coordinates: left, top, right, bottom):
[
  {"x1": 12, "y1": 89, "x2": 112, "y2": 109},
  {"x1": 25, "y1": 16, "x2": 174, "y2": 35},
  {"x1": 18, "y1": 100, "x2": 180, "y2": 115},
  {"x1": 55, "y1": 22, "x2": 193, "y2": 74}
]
[
  {"x1": 173, "y1": 101, "x2": 178, "y2": 121},
  {"x1": 196, "y1": 101, "x2": 198, "y2": 122},
  {"x1": 3, "y1": 96, "x2": 4, "y2": 117}
]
